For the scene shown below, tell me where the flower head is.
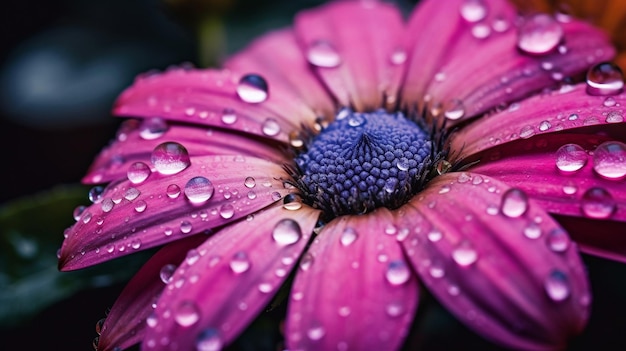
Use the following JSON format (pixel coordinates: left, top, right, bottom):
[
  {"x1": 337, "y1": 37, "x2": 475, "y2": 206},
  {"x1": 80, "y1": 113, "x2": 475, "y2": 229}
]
[{"x1": 58, "y1": 0, "x2": 626, "y2": 350}]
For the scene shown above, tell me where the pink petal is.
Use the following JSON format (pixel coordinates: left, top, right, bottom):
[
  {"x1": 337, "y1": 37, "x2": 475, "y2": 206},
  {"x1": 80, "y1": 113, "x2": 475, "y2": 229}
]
[
  {"x1": 83, "y1": 120, "x2": 286, "y2": 184},
  {"x1": 97, "y1": 235, "x2": 207, "y2": 351},
  {"x1": 556, "y1": 215, "x2": 626, "y2": 264},
  {"x1": 451, "y1": 84, "x2": 626, "y2": 159},
  {"x1": 468, "y1": 133, "x2": 626, "y2": 219},
  {"x1": 142, "y1": 204, "x2": 320, "y2": 351},
  {"x1": 113, "y1": 67, "x2": 318, "y2": 143},
  {"x1": 286, "y1": 208, "x2": 418, "y2": 351},
  {"x1": 294, "y1": 1, "x2": 406, "y2": 110},
  {"x1": 59, "y1": 155, "x2": 292, "y2": 270},
  {"x1": 225, "y1": 29, "x2": 335, "y2": 119},
  {"x1": 398, "y1": 172, "x2": 590, "y2": 350},
  {"x1": 403, "y1": 0, "x2": 614, "y2": 120}
]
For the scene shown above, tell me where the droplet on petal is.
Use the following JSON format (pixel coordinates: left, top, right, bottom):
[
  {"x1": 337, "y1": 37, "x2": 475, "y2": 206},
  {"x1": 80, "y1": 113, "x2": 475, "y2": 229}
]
[
  {"x1": 500, "y1": 188, "x2": 528, "y2": 218},
  {"x1": 451, "y1": 241, "x2": 478, "y2": 266},
  {"x1": 385, "y1": 260, "x2": 411, "y2": 286},
  {"x1": 544, "y1": 270, "x2": 570, "y2": 302},
  {"x1": 592, "y1": 141, "x2": 626, "y2": 179},
  {"x1": 306, "y1": 40, "x2": 341, "y2": 68},
  {"x1": 88, "y1": 186, "x2": 104, "y2": 203},
  {"x1": 586, "y1": 62, "x2": 624, "y2": 96},
  {"x1": 174, "y1": 300, "x2": 200, "y2": 327},
  {"x1": 283, "y1": 193, "x2": 303, "y2": 211},
  {"x1": 230, "y1": 251, "x2": 251, "y2": 273},
  {"x1": 159, "y1": 263, "x2": 177, "y2": 284},
  {"x1": 236, "y1": 74, "x2": 268, "y2": 103},
  {"x1": 139, "y1": 117, "x2": 168, "y2": 140},
  {"x1": 459, "y1": 0, "x2": 487, "y2": 23},
  {"x1": 196, "y1": 328, "x2": 223, "y2": 351},
  {"x1": 517, "y1": 14, "x2": 563, "y2": 55},
  {"x1": 555, "y1": 144, "x2": 588, "y2": 172},
  {"x1": 546, "y1": 228, "x2": 570, "y2": 252},
  {"x1": 151, "y1": 142, "x2": 191, "y2": 175},
  {"x1": 127, "y1": 162, "x2": 151, "y2": 184},
  {"x1": 340, "y1": 227, "x2": 358, "y2": 246},
  {"x1": 443, "y1": 99, "x2": 465, "y2": 120},
  {"x1": 581, "y1": 187, "x2": 616, "y2": 218},
  {"x1": 272, "y1": 219, "x2": 302, "y2": 246},
  {"x1": 166, "y1": 184, "x2": 181, "y2": 199},
  {"x1": 262, "y1": 118, "x2": 281, "y2": 136},
  {"x1": 184, "y1": 177, "x2": 214, "y2": 204},
  {"x1": 307, "y1": 325, "x2": 326, "y2": 341}
]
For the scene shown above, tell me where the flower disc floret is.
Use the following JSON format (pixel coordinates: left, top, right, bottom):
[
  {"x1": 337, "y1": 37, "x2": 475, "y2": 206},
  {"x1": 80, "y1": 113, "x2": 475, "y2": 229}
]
[{"x1": 294, "y1": 109, "x2": 432, "y2": 216}]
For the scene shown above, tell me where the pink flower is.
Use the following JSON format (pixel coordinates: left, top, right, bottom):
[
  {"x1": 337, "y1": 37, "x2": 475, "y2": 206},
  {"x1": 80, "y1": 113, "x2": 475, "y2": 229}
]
[{"x1": 58, "y1": 0, "x2": 626, "y2": 350}]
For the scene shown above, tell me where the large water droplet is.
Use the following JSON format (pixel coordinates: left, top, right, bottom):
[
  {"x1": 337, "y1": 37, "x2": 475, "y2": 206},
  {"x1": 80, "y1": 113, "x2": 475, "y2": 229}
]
[
  {"x1": 500, "y1": 188, "x2": 528, "y2": 218},
  {"x1": 340, "y1": 227, "x2": 358, "y2": 246},
  {"x1": 151, "y1": 142, "x2": 191, "y2": 175},
  {"x1": 230, "y1": 251, "x2": 251, "y2": 273},
  {"x1": 166, "y1": 184, "x2": 181, "y2": 199},
  {"x1": 581, "y1": 187, "x2": 616, "y2": 218},
  {"x1": 451, "y1": 241, "x2": 478, "y2": 266},
  {"x1": 459, "y1": 0, "x2": 487, "y2": 22},
  {"x1": 517, "y1": 14, "x2": 563, "y2": 55},
  {"x1": 127, "y1": 162, "x2": 151, "y2": 184},
  {"x1": 385, "y1": 260, "x2": 411, "y2": 286},
  {"x1": 196, "y1": 328, "x2": 223, "y2": 351},
  {"x1": 283, "y1": 193, "x2": 303, "y2": 211},
  {"x1": 544, "y1": 270, "x2": 570, "y2": 302},
  {"x1": 219, "y1": 204, "x2": 235, "y2": 219},
  {"x1": 443, "y1": 99, "x2": 465, "y2": 120},
  {"x1": 160, "y1": 263, "x2": 177, "y2": 284},
  {"x1": 174, "y1": 300, "x2": 200, "y2": 327},
  {"x1": 272, "y1": 219, "x2": 302, "y2": 245},
  {"x1": 88, "y1": 186, "x2": 104, "y2": 203},
  {"x1": 184, "y1": 177, "x2": 214, "y2": 204},
  {"x1": 236, "y1": 74, "x2": 268, "y2": 103},
  {"x1": 555, "y1": 144, "x2": 588, "y2": 172},
  {"x1": 586, "y1": 62, "x2": 624, "y2": 96},
  {"x1": 546, "y1": 228, "x2": 570, "y2": 252},
  {"x1": 139, "y1": 117, "x2": 168, "y2": 140},
  {"x1": 262, "y1": 118, "x2": 281, "y2": 136},
  {"x1": 307, "y1": 40, "x2": 341, "y2": 68},
  {"x1": 592, "y1": 141, "x2": 626, "y2": 179}
]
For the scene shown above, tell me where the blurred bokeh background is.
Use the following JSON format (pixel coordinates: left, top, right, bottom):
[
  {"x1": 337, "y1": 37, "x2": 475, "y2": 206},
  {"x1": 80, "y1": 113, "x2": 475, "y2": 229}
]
[{"x1": 1, "y1": 0, "x2": 625, "y2": 350}]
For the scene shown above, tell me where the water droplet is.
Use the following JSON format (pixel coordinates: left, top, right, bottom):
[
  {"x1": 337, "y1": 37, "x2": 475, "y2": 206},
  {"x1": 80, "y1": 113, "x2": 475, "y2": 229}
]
[
  {"x1": 396, "y1": 158, "x2": 410, "y2": 171},
  {"x1": 428, "y1": 261, "x2": 445, "y2": 278},
  {"x1": 581, "y1": 187, "x2": 616, "y2": 218},
  {"x1": 220, "y1": 108, "x2": 237, "y2": 125},
  {"x1": 471, "y1": 23, "x2": 491, "y2": 39},
  {"x1": 338, "y1": 306, "x2": 351, "y2": 317},
  {"x1": 593, "y1": 141, "x2": 626, "y2": 179},
  {"x1": 219, "y1": 204, "x2": 235, "y2": 219},
  {"x1": 519, "y1": 125, "x2": 535, "y2": 139},
  {"x1": 340, "y1": 227, "x2": 358, "y2": 246},
  {"x1": 586, "y1": 62, "x2": 624, "y2": 96},
  {"x1": 101, "y1": 198, "x2": 114, "y2": 213},
  {"x1": 307, "y1": 40, "x2": 341, "y2": 68},
  {"x1": 300, "y1": 253, "x2": 314, "y2": 271},
  {"x1": 160, "y1": 263, "x2": 177, "y2": 283},
  {"x1": 185, "y1": 249, "x2": 200, "y2": 265},
  {"x1": 262, "y1": 118, "x2": 281, "y2": 136},
  {"x1": 544, "y1": 270, "x2": 570, "y2": 301},
  {"x1": 500, "y1": 188, "x2": 528, "y2": 218},
  {"x1": 124, "y1": 187, "x2": 140, "y2": 201},
  {"x1": 307, "y1": 325, "x2": 326, "y2": 340},
  {"x1": 236, "y1": 74, "x2": 268, "y2": 103},
  {"x1": 151, "y1": 142, "x2": 191, "y2": 175},
  {"x1": 184, "y1": 177, "x2": 214, "y2": 204},
  {"x1": 555, "y1": 144, "x2": 588, "y2": 172},
  {"x1": 146, "y1": 312, "x2": 158, "y2": 328},
  {"x1": 604, "y1": 97, "x2": 617, "y2": 107},
  {"x1": 272, "y1": 219, "x2": 302, "y2": 245},
  {"x1": 538, "y1": 120, "x2": 552, "y2": 131},
  {"x1": 606, "y1": 111, "x2": 624, "y2": 123},
  {"x1": 283, "y1": 193, "x2": 303, "y2": 211},
  {"x1": 230, "y1": 251, "x2": 251, "y2": 273},
  {"x1": 166, "y1": 184, "x2": 181, "y2": 199},
  {"x1": 517, "y1": 14, "x2": 563, "y2": 55},
  {"x1": 180, "y1": 220, "x2": 193, "y2": 234},
  {"x1": 385, "y1": 260, "x2": 411, "y2": 286},
  {"x1": 546, "y1": 228, "x2": 570, "y2": 252},
  {"x1": 139, "y1": 117, "x2": 168, "y2": 140},
  {"x1": 427, "y1": 229, "x2": 443, "y2": 242},
  {"x1": 88, "y1": 186, "x2": 104, "y2": 203},
  {"x1": 460, "y1": 0, "x2": 487, "y2": 22},
  {"x1": 451, "y1": 241, "x2": 478, "y2": 266},
  {"x1": 244, "y1": 176, "x2": 256, "y2": 188},
  {"x1": 443, "y1": 99, "x2": 465, "y2": 120},
  {"x1": 390, "y1": 48, "x2": 407, "y2": 65},
  {"x1": 174, "y1": 300, "x2": 200, "y2": 327},
  {"x1": 127, "y1": 162, "x2": 151, "y2": 184},
  {"x1": 523, "y1": 223, "x2": 542, "y2": 239},
  {"x1": 196, "y1": 328, "x2": 223, "y2": 351},
  {"x1": 134, "y1": 200, "x2": 147, "y2": 213}
]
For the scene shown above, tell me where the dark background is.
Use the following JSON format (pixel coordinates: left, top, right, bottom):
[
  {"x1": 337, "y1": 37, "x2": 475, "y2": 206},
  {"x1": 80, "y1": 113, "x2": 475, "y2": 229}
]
[{"x1": 1, "y1": 1, "x2": 625, "y2": 350}]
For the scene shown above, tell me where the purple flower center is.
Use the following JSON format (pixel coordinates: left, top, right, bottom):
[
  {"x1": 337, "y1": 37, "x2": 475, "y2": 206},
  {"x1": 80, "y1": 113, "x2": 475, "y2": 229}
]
[{"x1": 293, "y1": 108, "x2": 434, "y2": 217}]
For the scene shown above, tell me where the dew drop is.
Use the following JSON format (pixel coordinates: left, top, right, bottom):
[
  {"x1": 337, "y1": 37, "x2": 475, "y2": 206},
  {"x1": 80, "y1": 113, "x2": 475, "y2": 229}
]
[
  {"x1": 538, "y1": 120, "x2": 552, "y2": 131},
  {"x1": 124, "y1": 187, "x2": 140, "y2": 201},
  {"x1": 340, "y1": 227, "x2": 358, "y2": 246},
  {"x1": 586, "y1": 62, "x2": 624, "y2": 96},
  {"x1": 443, "y1": 99, "x2": 465, "y2": 120},
  {"x1": 101, "y1": 198, "x2": 114, "y2": 213},
  {"x1": 88, "y1": 186, "x2": 104, "y2": 203},
  {"x1": 385, "y1": 260, "x2": 411, "y2": 286},
  {"x1": 427, "y1": 229, "x2": 443, "y2": 242},
  {"x1": 546, "y1": 228, "x2": 570, "y2": 252},
  {"x1": 544, "y1": 270, "x2": 570, "y2": 301},
  {"x1": 180, "y1": 220, "x2": 193, "y2": 234},
  {"x1": 459, "y1": 0, "x2": 487, "y2": 22},
  {"x1": 219, "y1": 204, "x2": 235, "y2": 219},
  {"x1": 167, "y1": 184, "x2": 181, "y2": 199},
  {"x1": 605, "y1": 111, "x2": 624, "y2": 123},
  {"x1": 236, "y1": 74, "x2": 268, "y2": 103},
  {"x1": 390, "y1": 48, "x2": 407, "y2": 65},
  {"x1": 262, "y1": 118, "x2": 281, "y2": 136},
  {"x1": 500, "y1": 188, "x2": 528, "y2": 218},
  {"x1": 134, "y1": 200, "x2": 147, "y2": 213},
  {"x1": 300, "y1": 253, "x2": 314, "y2": 271},
  {"x1": 220, "y1": 108, "x2": 237, "y2": 125},
  {"x1": 581, "y1": 187, "x2": 616, "y2": 218},
  {"x1": 517, "y1": 14, "x2": 563, "y2": 55},
  {"x1": 523, "y1": 223, "x2": 542, "y2": 239},
  {"x1": 139, "y1": 117, "x2": 168, "y2": 140},
  {"x1": 555, "y1": 144, "x2": 588, "y2": 172},
  {"x1": 244, "y1": 176, "x2": 256, "y2": 188},
  {"x1": 196, "y1": 328, "x2": 223, "y2": 351},
  {"x1": 519, "y1": 125, "x2": 535, "y2": 139},
  {"x1": 184, "y1": 177, "x2": 214, "y2": 204},
  {"x1": 272, "y1": 219, "x2": 302, "y2": 245},
  {"x1": 127, "y1": 162, "x2": 151, "y2": 184},
  {"x1": 307, "y1": 40, "x2": 341, "y2": 68},
  {"x1": 159, "y1": 263, "x2": 177, "y2": 284},
  {"x1": 451, "y1": 241, "x2": 478, "y2": 266},
  {"x1": 230, "y1": 251, "x2": 251, "y2": 273},
  {"x1": 592, "y1": 141, "x2": 626, "y2": 179},
  {"x1": 307, "y1": 325, "x2": 326, "y2": 341},
  {"x1": 174, "y1": 300, "x2": 200, "y2": 327},
  {"x1": 151, "y1": 142, "x2": 191, "y2": 175}
]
